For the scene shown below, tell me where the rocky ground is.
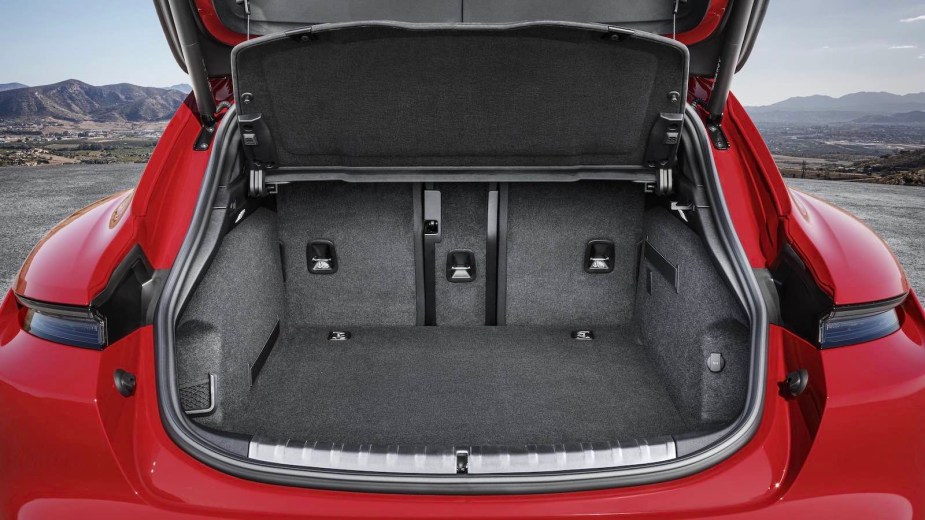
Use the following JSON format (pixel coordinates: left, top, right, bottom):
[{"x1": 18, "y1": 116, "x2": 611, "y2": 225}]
[{"x1": 0, "y1": 166, "x2": 922, "y2": 305}]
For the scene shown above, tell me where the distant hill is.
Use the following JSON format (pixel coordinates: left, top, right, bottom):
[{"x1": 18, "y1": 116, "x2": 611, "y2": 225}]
[
  {"x1": 164, "y1": 83, "x2": 192, "y2": 94},
  {"x1": 0, "y1": 79, "x2": 185, "y2": 123},
  {"x1": 0, "y1": 83, "x2": 28, "y2": 92},
  {"x1": 854, "y1": 148, "x2": 925, "y2": 173},
  {"x1": 851, "y1": 111, "x2": 925, "y2": 124},
  {"x1": 747, "y1": 91, "x2": 925, "y2": 124}
]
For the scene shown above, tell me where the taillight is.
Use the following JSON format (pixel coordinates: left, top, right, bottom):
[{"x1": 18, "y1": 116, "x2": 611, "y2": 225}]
[
  {"x1": 17, "y1": 296, "x2": 107, "y2": 349},
  {"x1": 819, "y1": 296, "x2": 905, "y2": 349},
  {"x1": 13, "y1": 246, "x2": 158, "y2": 350}
]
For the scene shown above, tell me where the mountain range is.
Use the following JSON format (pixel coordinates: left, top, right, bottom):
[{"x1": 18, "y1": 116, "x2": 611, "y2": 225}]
[
  {"x1": 0, "y1": 80, "x2": 186, "y2": 123},
  {"x1": 2, "y1": 80, "x2": 923, "y2": 126},
  {"x1": 0, "y1": 83, "x2": 28, "y2": 92},
  {"x1": 165, "y1": 83, "x2": 193, "y2": 93},
  {"x1": 747, "y1": 92, "x2": 925, "y2": 124}
]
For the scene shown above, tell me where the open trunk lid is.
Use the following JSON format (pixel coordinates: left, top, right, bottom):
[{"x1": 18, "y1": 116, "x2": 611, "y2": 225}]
[
  {"x1": 157, "y1": 0, "x2": 766, "y2": 138},
  {"x1": 232, "y1": 22, "x2": 688, "y2": 176},
  {"x1": 157, "y1": 0, "x2": 766, "y2": 77}
]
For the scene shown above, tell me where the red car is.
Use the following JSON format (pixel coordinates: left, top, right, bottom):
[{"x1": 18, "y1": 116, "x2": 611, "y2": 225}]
[{"x1": 2, "y1": 0, "x2": 923, "y2": 517}]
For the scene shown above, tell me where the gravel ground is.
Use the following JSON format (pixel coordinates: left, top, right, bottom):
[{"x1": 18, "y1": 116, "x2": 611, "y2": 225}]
[
  {"x1": 0, "y1": 164, "x2": 143, "y2": 290},
  {"x1": 786, "y1": 179, "x2": 925, "y2": 304},
  {"x1": 0, "y1": 166, "x2": 922, "y2": 305}
]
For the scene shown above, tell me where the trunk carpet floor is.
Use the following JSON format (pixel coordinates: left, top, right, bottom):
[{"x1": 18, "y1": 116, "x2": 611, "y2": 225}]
[{"x1": 234, "y1": 326, "x2": 689, "y2": 446}]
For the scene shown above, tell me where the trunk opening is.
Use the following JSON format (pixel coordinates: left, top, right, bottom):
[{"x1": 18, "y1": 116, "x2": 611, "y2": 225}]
[
  {"x1": 154, "y1": 22, "x2": 767, "y2": 490},
  {"x1": 172, "y1": 176, "x2": 751, "y2": 474}
]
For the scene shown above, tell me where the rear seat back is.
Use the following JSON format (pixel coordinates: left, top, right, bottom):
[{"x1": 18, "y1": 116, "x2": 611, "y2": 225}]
[
  {"x1": 277, "y1": 182, "x2": 419, "y2": 327},
  {"x1": 500, "y1": 182, "x2": 644, "y2": 326},
  {"x1": 275, "y1": 181, "x2": 643, "y2": 328}
]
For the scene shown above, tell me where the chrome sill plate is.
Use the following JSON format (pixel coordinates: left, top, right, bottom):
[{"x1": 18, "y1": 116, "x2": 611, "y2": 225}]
[{"x1": 248, "y1": 437, "x2": 677, "y2": 474}]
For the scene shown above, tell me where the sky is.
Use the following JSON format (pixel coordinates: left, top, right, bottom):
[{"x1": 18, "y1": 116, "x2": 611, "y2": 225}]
[
  {"x1": 1, "y1": 0, "x2": 924, "y2": 106},
  {"x1": 735, "y1": 0, "x2": 925, "y2": 105},
  {"x1": 0, "y1": 0, "x2": 190, "y2": 89}
]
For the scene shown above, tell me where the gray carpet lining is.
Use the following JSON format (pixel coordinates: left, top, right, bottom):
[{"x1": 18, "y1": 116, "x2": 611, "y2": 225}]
[
  {"x1": 231, "y1": 326, "x2": 689, "y2": 446},
  {"x1": 176, "y1": 208, "x2": 285, "y2": 428},
  {"x1": 277, "y1": 182, "x2": 418, "y2": 326},
  {"x1": 504, "y1": 182, "x2": 644, "y2": 326},
  {"x1": 181, "y1": 182, "x2": 750, "y2": 446},
  {"x1": 635, "y1": 208, "x2": 749, "y2": 425}
]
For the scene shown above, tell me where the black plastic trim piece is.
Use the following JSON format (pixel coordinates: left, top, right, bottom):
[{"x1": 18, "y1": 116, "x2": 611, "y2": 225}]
[
  {"x1": 644, "y1": 112, "x2": 685, "y2": 167},
  {"x1": 783, "y1": 369, "x2": 809, "y2": 397},
  {"x1": 495, "y1": 183, "x2": 509, "y2": 326},
  {"x1": 769, "y1": 244, "x2": 834, "y2": 345},
  {"x1": 642, "y1": 241, "x2": 678, "y2": 291},
  {"x1": 152, "y1": 107, "x2": 768, "y2": 494},
  {"x1": 114, "y1": 369, "x2": 137, "y2": 397},
  {"x1": 249, "y1": 319, "x2": 281, "y2": 384},
  {"x1": 484, "y1": 184, "x2": 500, "y2": 325},
  {"x1": 92, "y1": 245, "x2": 164, "y2": 346},
  {"x1": 412, "y1": 183, "x2": 426, "y2": 326}
]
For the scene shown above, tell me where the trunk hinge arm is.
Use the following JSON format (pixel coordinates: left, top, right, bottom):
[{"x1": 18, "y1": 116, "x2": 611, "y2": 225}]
[
  {"x1": 167, "y1": 0, "x2": 217, "y2": 127},
  {"x1": 706, "y1": 0, "x2": 757, "y2": 126}
]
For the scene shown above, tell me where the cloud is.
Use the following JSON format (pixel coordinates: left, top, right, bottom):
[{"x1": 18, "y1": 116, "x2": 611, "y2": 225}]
[
  {"x1": 900, "y1": 15, "x2": 925, "y2": 22},
  {"x1": 889, "y1": 45, "x2": 917, "y2": 49}
]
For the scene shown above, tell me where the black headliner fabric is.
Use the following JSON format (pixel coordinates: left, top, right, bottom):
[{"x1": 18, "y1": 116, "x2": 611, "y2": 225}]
[{"x1": 233, "y1": 23, "x2": 687, "y2": 168}]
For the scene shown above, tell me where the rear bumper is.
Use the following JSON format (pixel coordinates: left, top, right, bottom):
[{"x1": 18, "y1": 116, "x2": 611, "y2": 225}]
[{"x1": 2, "y1": 289, "x2": 925, "y2": 518}]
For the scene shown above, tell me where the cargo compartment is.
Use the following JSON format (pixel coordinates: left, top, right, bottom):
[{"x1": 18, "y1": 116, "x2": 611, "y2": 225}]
[{"x1": 174, "y1": 181, "x2": 750, "y2": 471}]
